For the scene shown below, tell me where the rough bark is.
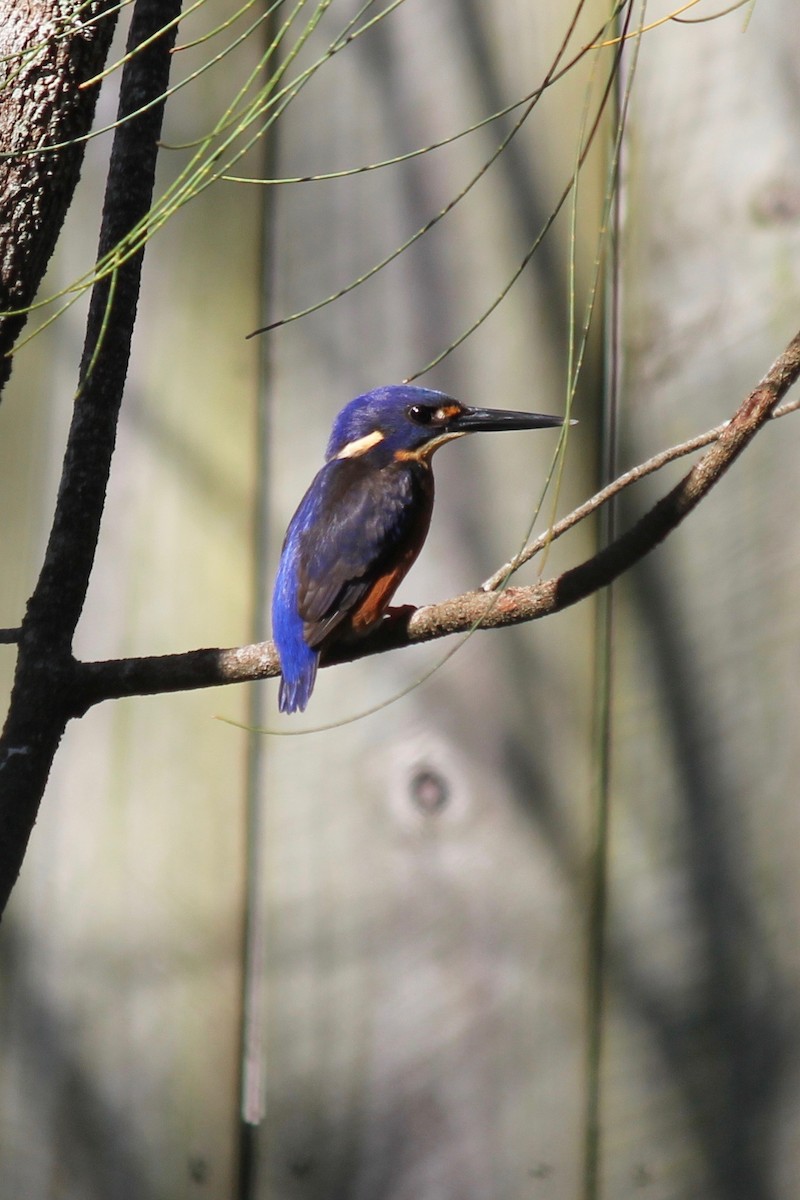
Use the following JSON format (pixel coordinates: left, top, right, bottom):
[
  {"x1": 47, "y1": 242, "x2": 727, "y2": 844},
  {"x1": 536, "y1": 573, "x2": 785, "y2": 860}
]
[{"x1": 0, "y1": 0, "x2": 117, "y2": 394}]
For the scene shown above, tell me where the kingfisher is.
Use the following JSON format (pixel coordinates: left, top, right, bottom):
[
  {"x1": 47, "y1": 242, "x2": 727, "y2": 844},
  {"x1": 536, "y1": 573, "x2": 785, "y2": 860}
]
[{"x1": 272, "y1": 384, "x2": 567, "y2": 713}]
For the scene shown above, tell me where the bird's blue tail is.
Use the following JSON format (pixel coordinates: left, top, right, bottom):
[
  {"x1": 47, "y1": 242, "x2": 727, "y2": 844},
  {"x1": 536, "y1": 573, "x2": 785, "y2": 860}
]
[
  {"x1": 277, "y1": 650, "x2": 318, "y2": 714},
  {"x1": 272, "y1": 547, "x2": 319, "y2": 713}
]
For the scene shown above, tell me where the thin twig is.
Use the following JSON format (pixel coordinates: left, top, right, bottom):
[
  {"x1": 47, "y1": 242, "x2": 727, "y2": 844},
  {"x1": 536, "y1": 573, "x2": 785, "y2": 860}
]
[{"x1": 482, "y1": 393, "x2": 800, "y2": 592}]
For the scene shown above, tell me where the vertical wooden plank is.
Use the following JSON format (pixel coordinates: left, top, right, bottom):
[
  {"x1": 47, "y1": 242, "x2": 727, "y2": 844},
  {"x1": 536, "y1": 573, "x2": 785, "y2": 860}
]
[
  {"x1": 254, "y1": 2, "x2": 606, "y2": 1196},
  {"x1": 606, "y1": 3, "x2": 800, "y2": 1197},
  {"x1": 0, "y1": 6, "x2": 264, "y2": 1197}
]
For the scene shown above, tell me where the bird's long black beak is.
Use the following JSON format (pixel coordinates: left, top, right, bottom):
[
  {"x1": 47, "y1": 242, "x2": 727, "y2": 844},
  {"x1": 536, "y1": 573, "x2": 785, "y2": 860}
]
[{"x1": 450, "y1": 406, "x2": 572, "y2": 433}]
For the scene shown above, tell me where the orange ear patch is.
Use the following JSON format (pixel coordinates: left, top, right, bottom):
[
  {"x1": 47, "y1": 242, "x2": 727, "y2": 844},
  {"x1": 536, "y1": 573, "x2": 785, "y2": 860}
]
[{"x1": 394, "y1": 429, "x2": 465, "y2": 462}]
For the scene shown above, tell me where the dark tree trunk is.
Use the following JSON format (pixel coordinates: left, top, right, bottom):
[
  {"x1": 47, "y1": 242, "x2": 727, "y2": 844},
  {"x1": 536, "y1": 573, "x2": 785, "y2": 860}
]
[
  {"x1": 0, "y1": 0, "x2": 118, "y2": 395},
  {"x1": 0, "y1": 0, "x2": 179, "y2": 915}
]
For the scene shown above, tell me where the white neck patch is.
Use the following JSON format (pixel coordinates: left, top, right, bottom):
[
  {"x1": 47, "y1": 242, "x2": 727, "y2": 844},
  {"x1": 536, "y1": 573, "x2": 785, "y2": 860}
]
[{"x1": 336, "y1": 429, "x2": 385, "y2": 459}]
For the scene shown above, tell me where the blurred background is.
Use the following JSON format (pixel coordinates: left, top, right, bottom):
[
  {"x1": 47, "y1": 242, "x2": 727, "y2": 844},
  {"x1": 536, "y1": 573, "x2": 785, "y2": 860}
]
[{"x1": 1, "y1": 1, "x2": 800, "y2": 1197}]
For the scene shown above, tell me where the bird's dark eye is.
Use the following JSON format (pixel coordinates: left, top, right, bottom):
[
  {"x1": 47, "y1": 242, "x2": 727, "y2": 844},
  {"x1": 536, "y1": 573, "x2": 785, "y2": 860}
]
[{"x1": 406, "y1": 404, "x2": 437, "y2": 425}]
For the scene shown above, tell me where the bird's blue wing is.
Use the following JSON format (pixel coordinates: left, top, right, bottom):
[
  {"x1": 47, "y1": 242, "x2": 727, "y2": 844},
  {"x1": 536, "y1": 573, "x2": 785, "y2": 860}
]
[
  {"x1": 296, "y1": 457, "x2": 432, "y2": 646},
  {"x1": 271, "y1": 457, "x2": 432, "y2": 713}
]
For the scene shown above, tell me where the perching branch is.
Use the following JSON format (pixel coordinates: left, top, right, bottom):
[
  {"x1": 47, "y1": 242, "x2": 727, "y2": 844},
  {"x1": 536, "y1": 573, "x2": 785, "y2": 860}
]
[{"x1": 70, "y1": 327, "x2": 800, "y2": 710}]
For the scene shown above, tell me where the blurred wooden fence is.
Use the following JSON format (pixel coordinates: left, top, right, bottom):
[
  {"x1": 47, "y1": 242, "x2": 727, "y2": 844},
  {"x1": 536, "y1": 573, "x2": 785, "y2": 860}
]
[{"x1": 1, "y1": 2, "x2": 799, "y2": 1198}]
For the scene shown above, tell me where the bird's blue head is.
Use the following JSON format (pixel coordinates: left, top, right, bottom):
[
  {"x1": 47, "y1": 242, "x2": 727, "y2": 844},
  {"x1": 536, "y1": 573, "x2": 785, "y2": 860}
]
[{"x1": 325, "y1": 384, "x2": 566, "y2": 464}]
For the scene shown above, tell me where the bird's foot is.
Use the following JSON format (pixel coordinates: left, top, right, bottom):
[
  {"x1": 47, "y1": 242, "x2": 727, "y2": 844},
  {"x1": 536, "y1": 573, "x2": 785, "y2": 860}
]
[{"x1": 382, "y1": 604, "x2": 417, "y2": 629}]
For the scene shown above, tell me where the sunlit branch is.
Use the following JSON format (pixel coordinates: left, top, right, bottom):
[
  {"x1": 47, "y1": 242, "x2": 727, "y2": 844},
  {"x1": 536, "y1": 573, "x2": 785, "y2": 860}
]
[{"x1": 72, "y1": 329, "x2": 800, "y2": 712}]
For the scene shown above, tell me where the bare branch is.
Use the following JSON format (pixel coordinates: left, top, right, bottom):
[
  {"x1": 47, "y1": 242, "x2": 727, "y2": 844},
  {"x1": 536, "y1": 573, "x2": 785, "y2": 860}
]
[
  {"x1": 482, "y1": 392, "x2": 800, "y2": 592},
  {"x1": 74, "y1": 328, "x2": 800, "y2": 710}
]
